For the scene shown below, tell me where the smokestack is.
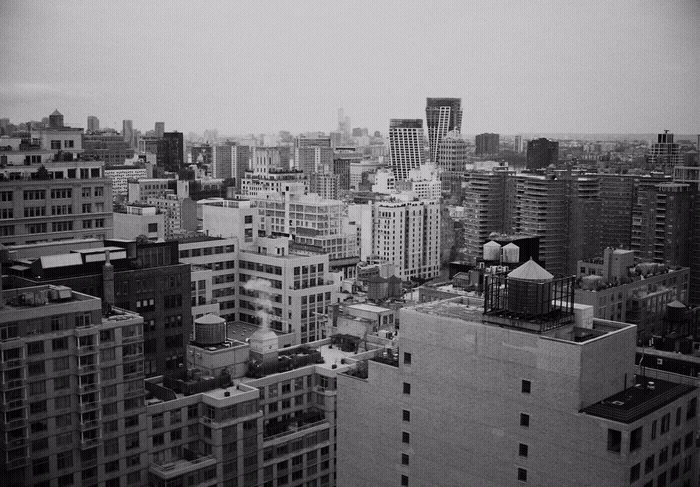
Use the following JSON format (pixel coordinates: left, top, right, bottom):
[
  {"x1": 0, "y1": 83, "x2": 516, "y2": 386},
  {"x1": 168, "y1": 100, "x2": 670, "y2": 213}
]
[{"x1": 102, "y1": 250, "x2": 114, "y2": 310}]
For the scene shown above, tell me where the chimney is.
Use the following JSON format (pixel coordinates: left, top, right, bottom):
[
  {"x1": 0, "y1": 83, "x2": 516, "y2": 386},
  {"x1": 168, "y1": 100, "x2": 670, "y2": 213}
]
[{"x1": 102, "y1": 250, "x2": 115, "y2": 308}]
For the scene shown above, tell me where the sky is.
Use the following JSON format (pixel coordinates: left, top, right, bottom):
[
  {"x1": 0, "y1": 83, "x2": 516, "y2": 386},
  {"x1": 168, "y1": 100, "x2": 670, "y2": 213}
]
[{"x1": 1, "y1": 0, "x2": 699, "y2": 136}]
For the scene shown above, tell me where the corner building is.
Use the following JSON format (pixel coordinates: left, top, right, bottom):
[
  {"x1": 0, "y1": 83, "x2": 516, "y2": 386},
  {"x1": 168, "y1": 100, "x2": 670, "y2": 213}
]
[{"x1": 337, "y1": 260, "x2": 699, "y2": 486}]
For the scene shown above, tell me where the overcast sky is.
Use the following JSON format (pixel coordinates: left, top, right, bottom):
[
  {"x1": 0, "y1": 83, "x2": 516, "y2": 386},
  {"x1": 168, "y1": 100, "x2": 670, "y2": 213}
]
[{"x1": 1, "y1": 1, "x2": 698, "y2": 135}]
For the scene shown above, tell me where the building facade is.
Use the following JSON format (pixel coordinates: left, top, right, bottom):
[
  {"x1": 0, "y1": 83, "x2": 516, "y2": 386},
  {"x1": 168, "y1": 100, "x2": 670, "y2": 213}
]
[
  {"x1": 389, "y1": 119, "x2": 425, "y2": 181},
  {"x1": 425, "y1": 98, "x2": 462, "y2": 164}
]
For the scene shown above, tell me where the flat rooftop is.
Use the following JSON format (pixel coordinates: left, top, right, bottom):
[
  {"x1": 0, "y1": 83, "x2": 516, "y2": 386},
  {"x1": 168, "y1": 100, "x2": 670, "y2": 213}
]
[
  {"x1": 315, "y1": 344, "x2": 357, "y2": 370},
  {"x1": 581, "y1": 377, "x2": 696, "y2": 423},
  {"x1": 345, "y1": 303, "x2": 391, "y2": 313},
  {"x1": 409, "y1": 298, "x2": 484, "y2": 323}
]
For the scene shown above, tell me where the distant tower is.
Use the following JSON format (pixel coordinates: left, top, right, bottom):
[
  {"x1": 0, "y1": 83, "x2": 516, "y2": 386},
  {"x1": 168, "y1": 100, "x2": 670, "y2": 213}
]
[
  {"x1": 155, "y1": 122, "x2": 165, "y2": 138},
  {"x1": 425, "y1": 98, "x2": 462, "y2": 163},
  {"x1": 475, "y1": 133, "x2": 500, "y2": 156},
  {"x1": 87, "y1": 115, "x2": 100, "y2": 133},
  {"x1": 123, "y1": 120, "x2": 134, "y2": 147},
  {"x1": 514, "y1": 135, "x2": 523, "y2": 153},
  {"x1": 49, "y1": 109, "x2": 64, "y2": 128},
  {"x1": 526, "y1": 138, "x2": 559, "y2": 170},
  {"x1": 647, "y1": 130, "x2": 682, "y2": 174},
  {"x1": 389, "y1": 119, "x2": 425, "y2": 181}
]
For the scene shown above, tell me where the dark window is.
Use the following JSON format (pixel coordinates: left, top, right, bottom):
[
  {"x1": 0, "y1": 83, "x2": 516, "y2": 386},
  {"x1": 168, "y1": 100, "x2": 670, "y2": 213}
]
[
  {"x1": 659, "y1": 446, "x2": 669, "y2": 465},
  {"x1": 518, "y1": 468, "x2": 527, "y2": 482},
  {"x1": 521, "y1": 380, "x2": 531, "y2": 394},
  {"x1": 687, "y1": 397, "x2": 697, "y2": 419},
  {"x1": 676, "y1": 407, "x2": 682, "y2": 426},
  {"x1": 630, "y1": 463, "x2": 640, "y2": 483},
  {"x1": 661, "y1": 413, "x2": 670, "y2": 434},
  {"x1": 402, "y1": 410, "x2": 410, "y2": 422},
  {"x1": 403, "y1": 352, "x2": 412, "y2": 365},
  {"x1": 608, "y1": 429, "x2": 622, "y2": 452},
  {"x1": 401, "y1": 453, "x2": 409, "y2": 465},
  {"x1": 670, "y1": 463, "x2": 679, "y2": 481},
  {"x1": 651, "y1": 420, "x2": 657, "y2": 440},
  {"x1": 685, "y1": 431, "x2": 694, "y2": 450},
  {"x1": 403, "y1": 382, "x2": 411, "y2": 395},
  {"x1": 645, "y1": 454, "x2": 654, "y2": 474},
  {"x1": 148, "y1": 223, "x2": 158, "y2": 233},
  {"x1": 630, "y1": 426, "x2": 643, "y2": 452},
  {"x1": 401, "y1": 475, "x2": 409, "y2": 486},
  {"x1": 657, "y1": 471, "x2": 666, "y2": 487},
  {"x1": 519, "y1": 443, "x2": 528, "y2": 457},
  {"x1": 402, "y1": 431, "x2": 410, "y2": 444},
  {"x1": 672, "y1": 439, "x2": 681, "y2": 457},
  {"x1": 520, "y1": 413, "x2": 530, "y2": 428}
]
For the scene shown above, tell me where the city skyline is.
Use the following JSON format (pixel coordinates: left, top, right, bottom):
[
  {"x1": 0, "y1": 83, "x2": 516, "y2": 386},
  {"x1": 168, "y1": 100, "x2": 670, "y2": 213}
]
[{"x1": 1, "y1": 1, "x2": 699, "y2": 135}]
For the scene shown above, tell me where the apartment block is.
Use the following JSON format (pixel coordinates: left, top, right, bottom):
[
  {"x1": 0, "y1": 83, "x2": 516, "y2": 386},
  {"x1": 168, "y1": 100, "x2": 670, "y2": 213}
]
[
  {"x1": 1, "y1": 284, "x2": 148, "y2": 487},
  {"x1": 389, "y1": 119, "x2": 425, "y2": 181},
  {"x1": 104, "y1": 165, "x2": 148, "y2": 196},
  {"x1": 337, "y1": 260, "x2": 699, "y2": 486}
]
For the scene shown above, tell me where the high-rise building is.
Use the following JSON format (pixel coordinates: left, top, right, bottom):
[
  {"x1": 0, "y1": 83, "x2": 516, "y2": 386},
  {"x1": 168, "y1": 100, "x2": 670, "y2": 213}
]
[
  {"x1": 86, "y1": 115, "x2": 99, "y2": 133},
  {"x1": 159, "y1": 131, "x2": 184, "y2": 172},
  {"x1": 514, "y1": 135, "x2": 524, "y2": 153},
  {"x1": 122, "y1": 120, "x2": 134, "y2": 148},
  {"x1": 337, "y1": 273, "x2": 699, "y2": 486},
  {"x1": 526, "y1": 138, "x2": 559, "y2": 170},
  {"x1": 154, "y1": 122, "x2": 164, "y2": 138},
  {"x1": 0, "y1": 283, "x2": 149, "y2": 487},
  {"x1": 598, "y1": 174, "x2": 638, "y2": 251},
  {"x1": 212, "y1": 142, "x2": 251, "y2": 189},
  {"x1": 82, "y1": 133, "x2": 135, "y2": 164},
  {"x1": 425, "y1": 98, "x2": 462, "y2": 164},
  {"x1": 389, "y1": 119, "x2": 425, "y2": 181},
  {"x1": 295, "y1": 136, "x2": 333, "y2": 175},
  {"x1": 647, "y1": 130, "x2": 683, "y2": 174},
  {"x1": 436, "y1": 132, "x2": 469, "y2": 196},
  {"x1": 474, "y1": 133, "x2": 500, "y2": 156}
]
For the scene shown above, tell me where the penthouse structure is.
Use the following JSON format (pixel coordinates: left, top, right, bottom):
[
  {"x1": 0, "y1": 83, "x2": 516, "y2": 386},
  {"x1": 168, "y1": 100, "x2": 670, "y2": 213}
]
[
  {"x1": 338, "y1": 260, "x2": 699, "y2": 486},
  {"x1": 1, "y1": 284, "x2": 148, "y2": 487},
  {"x1": 241, "y1": 170, "x2": 308, "y2": 198}
]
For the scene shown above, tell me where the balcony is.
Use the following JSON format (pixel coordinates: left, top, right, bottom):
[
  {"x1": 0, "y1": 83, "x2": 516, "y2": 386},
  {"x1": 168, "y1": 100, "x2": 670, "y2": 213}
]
[
  {"x1": 77, "y1": 344, "x2": 99, "y2": 355},
  {"x1": 80, "y1": 419, "x2": 101, "y2": 433},
  {"x1": 121, "y1": 334, "x2": 143, "y2": 344},
  {"x1": 79, "y1": 401, "x2": 100, "y2": 413},
  {"x1": 5, "y1": 436, "x2": 28, "y2": 449},
  {"x1": 5, "y1": 417, "x2": 26, "y2": 429},
  {"x1": 79, "y1": 382, "x2": 99, "y2": 394},
  {"x1": 124, "y1": 387, "x2": 145, "y2": 399},
  {"x1": 5, "y1": 456, "x2": 29, "y2": 470},
  {"x1": 78, "y1": 363, "x2": 98, "y2": 374},
  {"x1": 263, "y1": 410, "x2": 327, "y2": 440},
  {"x1": 80, "y1": 436, "x2": 101, "y2": 449},
  {"x1": 150, "y1": 453, "x2": 217, "y2": 480},
  {"x1": 0, "y1": 379, "x2": 24, "y2": 391},
  {"x1": 0, "y1": 399, "x2": 25, "y2": 412},
  {"x1": 0, "y1": 359, "x2": 24, "y2": 371},
  {"x1": 122, "y1": 353, "x2": 144, "y2": 363}
]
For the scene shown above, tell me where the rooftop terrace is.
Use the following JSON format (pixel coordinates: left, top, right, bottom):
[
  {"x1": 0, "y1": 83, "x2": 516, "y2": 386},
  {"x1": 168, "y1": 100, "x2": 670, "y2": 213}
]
[{"x1": 581, "y1": 377, "x2": 695, "y2": 423}]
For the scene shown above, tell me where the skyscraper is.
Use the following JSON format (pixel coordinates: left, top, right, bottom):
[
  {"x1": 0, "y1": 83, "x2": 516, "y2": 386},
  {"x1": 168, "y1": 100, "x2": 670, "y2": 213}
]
[
  {"x1": 526, "y1": 138, "x2": 559, "y2": 170},
  {"x1": 425, "y1": 98, "x2": 462, "y2": 163},
  {"x1": 389, "y1": 119, "x2": 425, "y2": 181},
  {"x1": 122, "y1": 119, "x2": 134, "y2": 148},
  {"x1": 475, "y1": 132, "x2": 500, "y2": 156},
  {"x1": 514, "y1": 135, "x2": 524, "y2": 153},
  {"x1": 87, "y1": 115, "x2": 99, "y2": 133},
  {"x1": 154, "y1": 121, "x2": 164, "y2": 138},
  {"x1": 647, "y1": 130, "x2": 683, "y2": 174},
  {"x1": 159, "y1": 131, "x2": 184, "y2": 172}
]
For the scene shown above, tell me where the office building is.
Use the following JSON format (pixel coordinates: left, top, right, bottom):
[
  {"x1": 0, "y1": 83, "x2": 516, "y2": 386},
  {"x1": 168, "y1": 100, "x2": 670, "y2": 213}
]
[
  {"x1": 332, "y1": 148, "x2": 361, "y2": 192},
  {"x1": 241, "y1": 170, "x2": 308, "y2": 198},
  {"x1": 337, "y1": 264, "x2": 699, "y2": 486},
  {"x1": 514, "y1": 135, "x2": 524, "y2": 153},
  {"x1": 425, "y1": 98, "x2": 462, "y2": 164},
  {"x1": 526, "y1": 138, "x2": 559, "y2": 170},
  {"x1": 1, "y1": 283, "x2": 148, "y2": 487},
  {"x1": 212, "y1": 142, "x2": 251, "y2": 189},
  {"x1": 104, "y1": 165, "x2": 148, "y2": 197},
  {"x1": 87, "y1": 116, "x2": 99, "y2": 133},
  {"x1": 389, "y1": 119, "x2": 425, "y2": 181},
  {"x1": 251, "y1": 147, "x2": 291, "y2": 174},
  {"x1": 475, "y1": 133, "x2": 500, "y2": 156},
  {"x1": 159, "y1": 132, "x2": 185, "y2": 173},
  {"x1": 648, "y1": 131, "x2": 683, "y2": 174},
  {"x1": 6, "y1": 240, "x2": 192, "y2": 378},
  {"x1": 0, "y1": 159, "x2": 113, "y2": 246},
  {"x1": 83, "y1": 134, "x2": 135, "y2": 165},
  {"x1": 154, "y1": 122, "x2": 164, "y2": 139},
  {"x1": 295, "y1": 136, "x2": 333, "y2": 175}
]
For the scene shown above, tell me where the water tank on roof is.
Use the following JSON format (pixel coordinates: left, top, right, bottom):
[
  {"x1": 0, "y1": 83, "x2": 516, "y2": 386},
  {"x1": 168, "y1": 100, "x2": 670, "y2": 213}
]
[
  {"x1": 666, "y1": 300, "x2": 687, "y2": 323},
  {"x1": 501, "y1": 243, "x2": 520, "y2": 264},
  {"x1": 193, "y1": 314, "x2": 227, "y2": 346},
  {"x1": 506, "y1": 259, "x2": 554, "y2": 316},
  {"x1": 483, "y1": 241, "x2": 501, "y2": 262}
]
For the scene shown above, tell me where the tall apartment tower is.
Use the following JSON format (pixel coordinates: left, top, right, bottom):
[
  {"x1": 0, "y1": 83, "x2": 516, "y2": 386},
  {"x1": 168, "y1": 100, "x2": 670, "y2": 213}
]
[
  {"x1": 86, "y1": 116, "x2": 99, "y2": 133},
  {"x1": 425, "y1": 98, "x2": 462, "y2": 163},
  {"x1": 122, "y1": 120, "x2": 134, "y2": 148},
  {"x1": 295, "y1": 136, "x2": 333, "y2": 174},
  {"x1": 154, "y1": 122, "x2": 164, "y2": 138},
  {"x1": 1, "y1": 283, "x2": 148, "y2": 487},
  {"x1": 514, "y1": 135, "x2": 524, "y2": 153},
  {"x1": 474, "y1": 133, "x2": 500, "y2": 156},
  {"x1": 526, "y1": 138, "x2": 559, "y2": 170},
  {"x1": 389, "y1": 119, "x2": 425, "y2": 181},
  {"x1": 338, "y1": 276, "x2": 699, "y2": 486},
  {"x1": 436, "y1": 132, "x2": 469, "y2": 196},
  {"x1": 647, "y1": 130, "x2": 683, "y2": 174},
  {"x1": 159, "y1": 131, "x2": 184, "y2": 173}
]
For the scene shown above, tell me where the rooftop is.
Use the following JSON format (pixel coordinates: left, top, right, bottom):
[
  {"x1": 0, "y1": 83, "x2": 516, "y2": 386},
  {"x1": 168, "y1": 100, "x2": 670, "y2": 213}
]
[
  {"x1": 581, "y1": 377, "x2": 696, "y2": 423},
  {"x1": 345, "y1": 303, "x2": 391, "y2": 314}
]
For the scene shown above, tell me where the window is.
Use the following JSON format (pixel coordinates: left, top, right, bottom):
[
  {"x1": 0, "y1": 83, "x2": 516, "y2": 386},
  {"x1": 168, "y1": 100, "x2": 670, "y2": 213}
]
[
  {"x1": 672, "y1": 439, "x2": 681, "y2": 457},
  {"x1": 27, "y1": 340, "x2": 44, "y2": 355},
  {"x1": 518, "y1": 467, "x2": 527, "y2": 482},
  {"x1": 52, "y1": 337, "x2": 69, "y2": 351},
  {"x1": 657, "y1": 471, "x2": 667, "y2": 487},
  {"x1": 521, "y1": 380, "x2": 531, "y2": 394},
  {"x1": 651, "y1": 419, "x2": 657, "y2": 440},
  {"x1": 671, "y1": 463, "x2": 680, "y2": 481},
  {"x1": 676, "y1": 407, "x2": 682, "y2": 426},
  {"x1": 520, "y1": 413, "x2": 530, "y2": 428},
  {"x1": 403, "y1": 352, "x2": 412, "y2": 365},
  {"x1": 402, "y1": 431, "x2": 410, "y2": 444},
  {"x1": 645, "y1": 454, "x2": 655, "y2": 474},
  {"x1": 661, "y1": 413, "x2": 670, "y2": 434},
  {"x1": 401, "y1": 474, "x2": 409, "y2": 486},
  {"x1": 402, "y1": 410, "x2": 410, "y2": 422},
  {"x1": 630, "y1": 463, "x2": 640, "y2": 483},
  {"x1": 519, "y1": 443, "x2": 529, "y2": 457},
  {"x1": 630, "y1": 426, "x2": 643, "y2": 452},
  {"x1": 57, "y1": 451, "x2": 73, "y2": 470},
  {"x1": 688, "y1": 397, "x2": 697, "y2": 419},
  {"x1": 125, "y1": 432, "x2": 140, "y2": 450},
  {"x1": 403, "y1": 382, "x2": 411, "y2": 395},
  {"x1": 659, "y1": 446, "x2": 669, "y2": 465},
  {"x1": 683, "y1": 454, "x2": 692, "y2": 473}
]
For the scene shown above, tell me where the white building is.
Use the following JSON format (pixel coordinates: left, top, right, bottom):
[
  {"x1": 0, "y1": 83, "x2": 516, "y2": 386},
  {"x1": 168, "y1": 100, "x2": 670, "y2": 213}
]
[
  {"x1": 389, "y1": 119, "x2": 425, "y2": 181},
  {"x1": 113, "y1": 203, "x2": 164, "y2": 240},
  {"x1": 105, "y1": 166, "x2": 148, "y2": 196}
]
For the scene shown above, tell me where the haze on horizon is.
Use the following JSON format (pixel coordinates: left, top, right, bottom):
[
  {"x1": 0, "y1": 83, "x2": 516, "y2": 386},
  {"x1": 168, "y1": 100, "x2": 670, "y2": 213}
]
[{"x1": 1, "y1": 0, "x2": 698, "y2": 136}]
